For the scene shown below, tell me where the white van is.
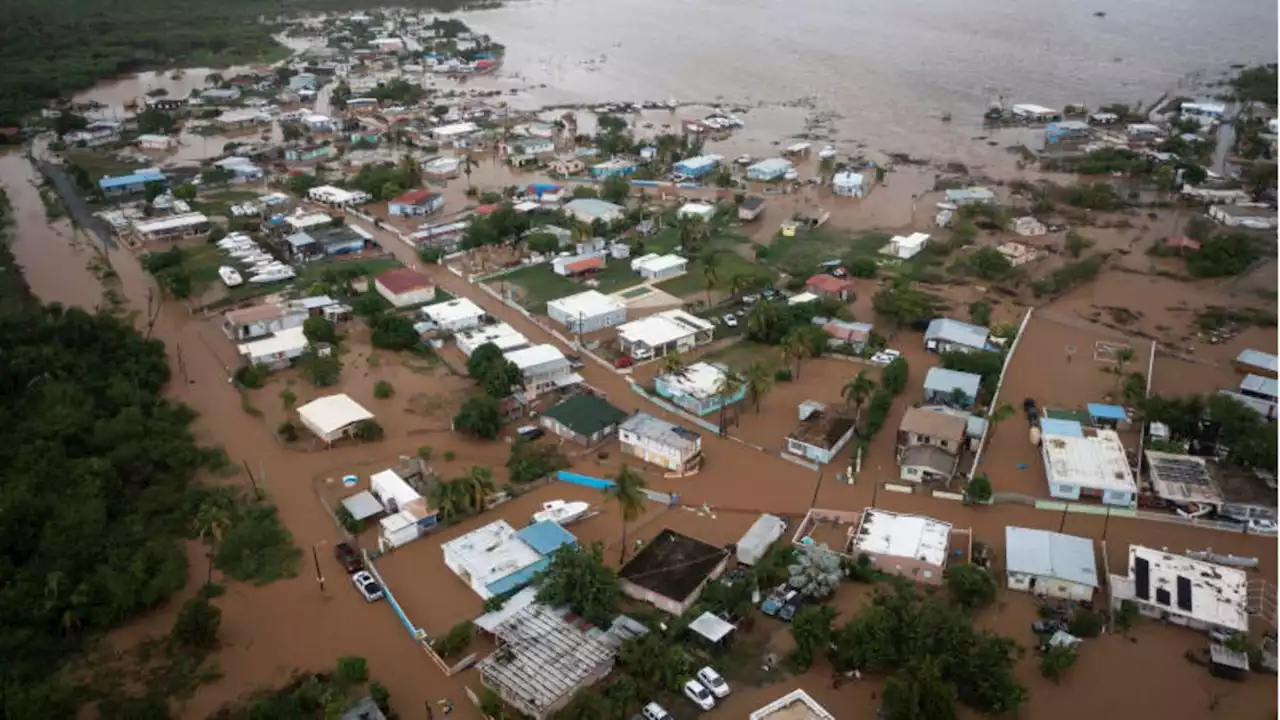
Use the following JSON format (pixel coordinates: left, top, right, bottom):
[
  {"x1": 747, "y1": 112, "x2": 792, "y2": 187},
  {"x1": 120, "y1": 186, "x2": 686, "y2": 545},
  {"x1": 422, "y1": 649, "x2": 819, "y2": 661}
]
[{"x1": 641, "y1": 702, "x2": 673, "y2": 720}]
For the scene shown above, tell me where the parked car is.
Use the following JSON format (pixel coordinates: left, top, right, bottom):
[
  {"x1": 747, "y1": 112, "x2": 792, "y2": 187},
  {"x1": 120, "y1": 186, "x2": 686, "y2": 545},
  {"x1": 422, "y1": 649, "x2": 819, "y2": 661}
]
[
  {"x1": 779, "y1": 595, "x2": 804, "y2": 622},
  {"x1": 615, "y1": 356, "x2": 635, "y2": 369},
  {"x1": 761, "y1": 584, "x2": 790, "y2": 615},
  {"x1": 741, "y1": 294, "x2": 759, "y2": 305},
  {"x1": 1032, "y1": 619, "x2": 1066, "y2": 634},
  {"x1": 870, "y1": 349, "x2": 901, "y2": 366},
  {"x1": 334, "y1": 542, "x2": 363, "y2": 574},
  {"x1": 351, "y1": 571, "x2": 384, "y2": 602},
  {"x1": 1248, "y1": 518, "x2": 1278, "y2": 535},
  {"x1": 697, "y1": 667, "x2": 730, "y2": 698},
  {"x1": 641, "y1": 701, "x2": 673, "y2": 720},
  {"x1": 1023, "y1": 397, "x2": 1039, "y2": 424},
  {"x1": 516, "y1": 425, "x2": 545, "y2": 441},
  {"x1": 683, "y1": 679, "x2": 716, "y2": 710},
  {"x1": 723, "y1": 314, "x2": 739, "y2": 328}
]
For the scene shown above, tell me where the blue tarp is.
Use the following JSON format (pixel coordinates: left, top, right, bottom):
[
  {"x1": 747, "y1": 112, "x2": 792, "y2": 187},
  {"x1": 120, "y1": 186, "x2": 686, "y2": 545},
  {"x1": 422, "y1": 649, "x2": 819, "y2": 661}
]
[
  {"x1": 1086, "y1": 403, "x2": 1128, "y2": 421},
  {"x1": 486, "y1": 557, "x2": 550, "y2": 597},
  {"x1": 1040, "y1": 417, "x2": 1085, "y2": 438},
  {"x1": 556, "y1": 470, "x2": 614, "y2": 490},
  {"x1": 517, "y1": 521, "x2": 578, "y2": 555}
]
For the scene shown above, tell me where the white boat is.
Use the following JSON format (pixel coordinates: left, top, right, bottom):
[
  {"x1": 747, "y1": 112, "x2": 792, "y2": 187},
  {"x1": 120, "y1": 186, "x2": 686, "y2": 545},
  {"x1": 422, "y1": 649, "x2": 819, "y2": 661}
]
[
  {"x1": 818, "y1": 145, "x2": 837, "y2": 159},
  {"x1": 531, "y1": 500, "x2": 590, "y2": 526},
  {"x1": 228, "y1": 247, "x2": 263, "y2": 258},
  {"x1": 218, "y1": 266, "x2": 243, "y2": 287},
  {"x1": 735, "y1": 154, "x2": 753, "y2": 165},
  {"x1": 783, "y1": 169, "x2": 799, "y2": 181},
  {"x1": 249, "y1": 267, "x2": 296, "y2": 284}
]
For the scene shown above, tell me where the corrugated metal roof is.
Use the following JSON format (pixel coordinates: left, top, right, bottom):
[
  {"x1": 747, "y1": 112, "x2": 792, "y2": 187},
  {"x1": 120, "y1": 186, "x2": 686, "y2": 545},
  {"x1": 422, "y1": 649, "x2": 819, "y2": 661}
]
[
  {"x1": 1237, "y1": 349, "x2": 1278, "y2": 373},
  {"x1": 924, "y1": 318, "x2": 990, "y2": 350},
  {"x1": 923, "y1": 367, "x2": 981, "y2": 397},
  {"x1": 1241, "y1": 374, "x2": 1278, "y2": 398},
  {"x1": 1005, "y1": 527, "x2": 1098, "y2": 588}
]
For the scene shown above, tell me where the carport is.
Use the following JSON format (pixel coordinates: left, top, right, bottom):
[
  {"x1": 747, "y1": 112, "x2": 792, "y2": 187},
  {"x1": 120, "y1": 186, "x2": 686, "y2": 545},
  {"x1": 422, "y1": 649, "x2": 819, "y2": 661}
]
[{"x1": 297, "y1": 393, "x2": 374, "y2": 445}]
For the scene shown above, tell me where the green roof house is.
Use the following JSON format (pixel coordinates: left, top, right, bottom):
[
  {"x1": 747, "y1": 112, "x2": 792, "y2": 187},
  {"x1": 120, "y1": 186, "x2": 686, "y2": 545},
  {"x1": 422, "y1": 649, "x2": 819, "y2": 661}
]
[{"x1": 539, "y1": 394, "x2": 628, "y2": 446}]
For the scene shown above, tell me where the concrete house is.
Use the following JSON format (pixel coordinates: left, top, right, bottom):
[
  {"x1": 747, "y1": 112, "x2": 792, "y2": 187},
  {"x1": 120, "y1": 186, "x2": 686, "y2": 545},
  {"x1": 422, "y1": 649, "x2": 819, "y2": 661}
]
[
  {"x1": 631, "y1": 253, "x2": 688, "y2": 281},
  {"x1": 546, "y1": 290, "x2": 627, "y2": 334},
  {"x1": 654, "y1": 362, "x2": 744, "y2": 417},
  {"x1": 738, "y1": 195, "x2": 765, "y2": 221},
  {"x1": 221, "y1": 302, "x2": 309, "y2": 342},
  {"x1": 619, "y1": 530, "x2": 729, "y2": 615},
  {"x1": 617, "y1": 310, "x2": 715, "y2": 359},
  {"x1": 539, "y1": 394, "x2": 628, "y2": 446},
  {"x1": 1004, "y1": 527, "x2": 1098, "y2": 602},
  {"x1": 1109, "y1": 546, "x2": 1249, "y2": 637},
  {"x1": 747, "y1": 158, "x2": 792, "y2": 181},
  {"x1": 98, "y1": 168, "x2": 167, "y2": 200},
  {"x1": 374, "y1": 268, "x2": 436, "y2": 308},
  {"x1": 505, "y1": 344, "x2": 576, "y2": 398},
  {"x1": 563, "y1": 198, "x2": 624, "y2": 225},
  {"x1": 896, "y1": 407, "x2": 966, "y2": 483},
  {"x1": 420, "y1": 297, "x2": 485, "y2": 332},
  {"x1": 924, "y1": 318, "x2": 992, "y2": 354},
  {"x1": 1039, "y1": 418, "x2": 1137, "y2": 506},
  {"x1": 387, "y1": 189, "x2": 444, "y2": 217},
  {"x1": 922, "y1": 367, "x2": 981, "y2": 407},
  {"x1": 805, "y1": 273, "x2": 853, "y2": 301},
  {"x1": 237, "y1": 327, "x2": 309, "y2": 371},
  {"x1": 442, "y1": 519, "x2": 578, "y2": 600},
  {"x1": 618, "y1": 412, "x2": 703, "y2": 475},
  {"x1": 590, "y1": 159, "x2": 636, "y2": 178},
  {"x1": 832, "y1": 170, "x2": 866, "y2": 198},
  {"x1": 786, "y1": 401, "x2": 856, "y2": 465}
]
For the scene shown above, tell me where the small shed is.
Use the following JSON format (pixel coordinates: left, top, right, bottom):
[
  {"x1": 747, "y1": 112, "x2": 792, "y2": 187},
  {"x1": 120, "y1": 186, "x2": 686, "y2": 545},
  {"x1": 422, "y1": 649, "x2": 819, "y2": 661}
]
[
  {"x1": 1209, "y1": 643, "x2": 1250, "y2": 680},
  {"x1": 297, "y1": 394, "x2": 375, "y2": 445},
  {"x1": 739, "y1": 195, "x2": 765, "y2": 222},
  {"x1": 341, "y1": 491, "x2": 385, "y2": 522},
  {"x1": 1087, "y1": 402, "x2": 1129, "y2": 429},
  {"x1": 737, "y1": 514, "x2": 786, "y2": 565},
  {"x1": 688, "y1": 611, "x2": 736, "y2": 648},
  {"x1": 923, "y1": 367, "x2": 981, "y2": 407}
]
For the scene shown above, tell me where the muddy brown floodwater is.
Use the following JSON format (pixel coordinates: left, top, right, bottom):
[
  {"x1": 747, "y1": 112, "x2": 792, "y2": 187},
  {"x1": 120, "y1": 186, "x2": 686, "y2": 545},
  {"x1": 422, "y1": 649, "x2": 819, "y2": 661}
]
[{"x1": 3, "y1": 131, "x2": 1276, "y2": 719}]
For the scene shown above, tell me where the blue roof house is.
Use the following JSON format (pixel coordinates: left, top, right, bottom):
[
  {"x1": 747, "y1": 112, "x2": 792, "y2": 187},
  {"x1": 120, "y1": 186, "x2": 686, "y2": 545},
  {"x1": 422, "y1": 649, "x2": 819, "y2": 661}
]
[
  {"x1": 1086, "y1": 403, "x2": 1129, "y2": 429},
  {"x1": 923, "y1": 367, "x2": 982, "y2": 407},
  {"x1": 483, "y1": 521, "x2": 578, "y2": 597},
  {"x1": 98, "y1": 168, "x2": 167, "y2": 200},
  {"x1": 591, "y1": 159, "x2": 636, "y2": 179},
  {"x1": 924, "y1": 318, "x2": 994, "y2": 354}
]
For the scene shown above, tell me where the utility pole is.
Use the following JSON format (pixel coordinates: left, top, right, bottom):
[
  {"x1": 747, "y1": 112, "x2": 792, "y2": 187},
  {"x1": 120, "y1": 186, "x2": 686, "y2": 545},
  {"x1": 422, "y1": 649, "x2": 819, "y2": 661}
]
[
  {"x1": 243, "y1": 460, "x2": 262, "y2": 499},
  {"x1": 311, "y1": 541, "x2": 326, "y2": 593}
]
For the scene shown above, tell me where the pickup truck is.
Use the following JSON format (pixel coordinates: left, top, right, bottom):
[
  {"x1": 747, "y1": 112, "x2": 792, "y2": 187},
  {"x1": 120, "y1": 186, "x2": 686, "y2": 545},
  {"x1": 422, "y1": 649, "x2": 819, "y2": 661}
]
[{"x1": 760, "y1": 585, "x2": 790, "y2": 616}]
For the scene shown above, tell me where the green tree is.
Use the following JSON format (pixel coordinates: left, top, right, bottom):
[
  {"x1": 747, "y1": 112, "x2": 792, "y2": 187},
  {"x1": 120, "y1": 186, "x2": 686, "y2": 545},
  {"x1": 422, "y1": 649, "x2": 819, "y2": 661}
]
[
  {"x1": 453, "y1": 395, "x2": 503, "y2": 439},
  {"x1": 302, "y1": 316, "x2": 336, "y2": 345},
  {"x1": 617, "y1": 631, "x2": 689, "y2": 695},
  {"x1": 872, "y1": 284, "x2": 937, "y2": 327},
  {"x1": 334, "y1": 655, "x2": 369, "y2": 686},
  {"x1": 700, "y1": 250, "x2": 721, "y2": 307},
  {"x1": 789, "y1": 604, "x2": 835, "y2": 671},
  {"x1": 600, "y1": 174, "x2": 630, "y2": 203},
  {"x1": 526, "y1": 232, "x2": 560, "y2": 255},
  {"x1": 605, "y1": 464, "x2": 647, "y2": 564},
  {"x1": 963, "y1": 247, "x2": 1015, "y2": 281},
  {"x1": 194, "y1": 496, "x2": 234, "y2": 585},
  {"x1": 660, "y1": 350, "x2": 687, "y2": 377},
  {"x1": 1039, "y1": 643, "x2": 1077, "y2": 682},
  {"x1": 841, "y1": 370, "x2": 876, "y2": 419},
  {"x1": 173, "y1": 182, "x2": 197, "y2": 201},
  {"x1": 506, "y1": 439, "x2": 569, "y2": 483},
  {"x1": 848, "y1": 256, "x2": 878, "y2": 278},
  {"x1": 880, "y1": 356, "x2": 910, "y2": 395},
  {"x1": 457, "y1": 465, "x2": 496, "y2": 512},
  {"x1": 714, "y1": 369, "x2": 744, "y2": 436},
  {"x1": 1122, "y1": 372, "x2": 1147, "y2": 407},
  {"x1": 944, "y1": 563, "x2": 997, "y2": 610},
  {"x1": 430, "y1": 480, "x2": 472, "y2": 521},
  {"x1": 782, "y1": 327, "x2": 813, "y2": 379},
  {"x1": 1112, "y1": 346, "x2": 1135, "y2": 389},
  {"x1": 743, "y1": 360, "x2": 775, "y2": 413},
  {"x1": 370, "y1": 313, "x2": 419, "y2": 350},
  {"x1": 535, "y1": 543, "x2": 622, "y2": 628},
  {"x1": 1067, "y1": 608, "x2": 1103, "y2": 638},
  {"x1": 170, "y1": 595, "x2": 221, "y2": 653},
  {"x1": 298, "y1": 347, "x2": 341, "y2": 387},
  {"x1": 965, "y1": 474, "x2": 993, "y2": 503},
  {"x1": 882, "y1": 658, "x2": 959, "y2": 720},
  {"x1": 1064, "y1": 229, "x2": 1094, "y2": 259},
  {"x1": 968, "y1": 300, "x2": 992, "y2": 326},
  {"x1": 373, "y1": 380, "x2": 394, "y2": 399},
  {"x1": 432, "y1": 621, "x2": 474, "y2": 659}
]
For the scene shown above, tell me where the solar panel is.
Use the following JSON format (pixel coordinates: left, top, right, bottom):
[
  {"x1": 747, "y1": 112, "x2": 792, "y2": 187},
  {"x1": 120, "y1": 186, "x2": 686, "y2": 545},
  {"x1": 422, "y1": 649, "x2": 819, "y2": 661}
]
[
  {"x1": 1153, "y1": 458, "x2": 1213, "y2": 487},
  {"x1": 1176, "y1": 576, "x2": 1193, "y2": 612},
  {"x1": 1156, "y1": 587, "x2": 1171, "y2": 606},
  {"x1": 1135, "y1": 557, "x2": 1150, "y2": 600}
]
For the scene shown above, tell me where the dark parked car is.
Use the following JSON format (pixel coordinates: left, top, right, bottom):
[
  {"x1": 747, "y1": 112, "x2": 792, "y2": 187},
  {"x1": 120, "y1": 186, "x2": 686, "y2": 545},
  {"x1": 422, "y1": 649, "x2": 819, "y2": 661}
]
[
  {"x1": 1023, "y1": 397, "x2": 1039, "y2": 424},
  {"x1": 779, "y1": 596, "x2": 805, "y2": 622},
  {"x1": 1032, "y1": 619, "x2": 1066, "y2": 635},
  {"x1": 335, "y1": 542, "x2": 364, "y2": 574}
]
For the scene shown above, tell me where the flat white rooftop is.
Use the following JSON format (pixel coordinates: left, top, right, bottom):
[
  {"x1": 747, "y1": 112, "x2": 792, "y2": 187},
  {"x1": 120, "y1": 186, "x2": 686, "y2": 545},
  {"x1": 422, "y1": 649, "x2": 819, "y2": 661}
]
[
  {"x1": 422, "y1": 297, "x2": 485, "y2": 324},
  {"x1": 285, "y1": 212, "x2": 334, "y2": 230},
  {"x1": 504, "y1": 343, "x2": 565, "y2": 370},
  {"x1": 237, "y1": 325, "x2": 308, "y2": 358},
  {"x1": 1124, "y1": 545, "x2": 1249, "y2": 632},
  {"x1": 441, "y1": 520, "x2": 540, "y2": 593},
  {"x1": 632, "y1": 253, "x2": 687, "y2": 274},
  {"x1": 659, "y1": 362, "x2": 727, "y2": 400},
  {"x1": 748, "y1": 689, "x2": 835, "y2": 720},
  {"x1": 546, "y1": 289, "x2": 626, "y2": 318},
  {"x1": 852, "y1": 508, "x2": 951, "y2": 568},
  {"x1": 1043, "y1": 428, "x2": 1137, "y2": 494},
  {"x1": 133, "y1": 212, "x2": 209, "y2": 234},
  {"x1": 456, "y1": 323, "x2": 528, "y2": 353},
  {"x1": 618, "y1": 309, "x2": 713, "y2": 347}
]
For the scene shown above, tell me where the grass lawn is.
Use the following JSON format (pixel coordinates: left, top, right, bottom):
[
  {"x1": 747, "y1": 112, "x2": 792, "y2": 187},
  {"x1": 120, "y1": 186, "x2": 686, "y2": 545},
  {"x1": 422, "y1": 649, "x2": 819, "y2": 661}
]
[
  {"x1": 764, "y1": 228, "x2": 891, "y2": 276},
  {"x1": 192, "y1": 189, "x2": 263, "y2": 218},
  {"x1": 65, "y1": 150, "x2": 145, "y2": 182},
  {"x1": 655, "y1": 239, "x2": 774, "y2": 300},
  {"x1": 702, "y1": 339, "x2": 783, "y2": 372},
  {"x1": 501, "y1": 259, "x2": 643, "y2": 313},
  {"x1": 295, "y1": 257, "x2": 404, "y2": 287}
]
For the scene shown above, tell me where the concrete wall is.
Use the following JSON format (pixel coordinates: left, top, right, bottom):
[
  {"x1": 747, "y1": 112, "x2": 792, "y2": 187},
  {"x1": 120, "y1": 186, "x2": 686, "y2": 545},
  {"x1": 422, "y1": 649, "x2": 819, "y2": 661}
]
[{"x1": 1006, "y1": 571, "x2": 1095, "y2": 603}]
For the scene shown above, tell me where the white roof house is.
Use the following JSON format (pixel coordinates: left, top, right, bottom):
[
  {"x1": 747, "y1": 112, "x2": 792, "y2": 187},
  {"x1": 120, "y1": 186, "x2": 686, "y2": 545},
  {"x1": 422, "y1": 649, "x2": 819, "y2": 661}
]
[
  {"x1": 283, "y1": 211, "x2": 334, "y2": 232},
  {"x1": 1039, "y1": 421, "x2": 1137, "y2": 506},
  {"x1": 237, "y1": 325, "x2": 309, "y2": 368},
  {"x1": 885, "y1": 232, "x2": 930, "y2": 260},
  {"x1": 505, "y1": 344, "x2": 567, "y2": 372},
  {"x1": 563, "y1": 198, "x2": 624, "y2": 225},
  {"x1": 455, "y1": 323, "x2": 529, "y2": 357},
  {"x1": 369, "y1": 469, "x2": 426, "y2": 515},
  {"x1": 431, "y1": 121, "x2": 479, "y2": 140},
  {"x1": 297, "y1": 393, "x2": 375, "y2": 444},
  {"x1": 749, "y1": 689, "x2": 836, "y2": 720},
  {"x1": 631, "y1": 253, "x2": 688, "y2": 280},
  {"x1": 1110, "y1": 546, "x2": 1250, "y2": 634},
  {"x1": 131, "y1": 212, "x2": 210, "y2": 241},
  {"x1": 1004, "y1": 527, "x2": 1098, "y2": 602},
  {"x1": 442, "y1": 520, "x2": 542, "y2": 599},
  {"x1": 832, "y1": 170, "x2": 866, "y2": 198},
  {"x1": 657, "y1": 362, "x2": 728, "y2": 402},
  {"x1": 420, "y1": 297, "x2": 486, "y2": 331},
  {"x1": 546, "y1": 290, "x2": 628, "y2": 333},
  {"x1": 307, "y1": 185, "x2": 369, "y2": 206},
  {"x1": 851, "y1": 508, "x2": 952, "y2": 583},
  {"x1": 677, "y1": 202, "x2": 716, "y2": 221},
  {"x1": 617, "y1": 309, "x2": 714, "y2": 356}
]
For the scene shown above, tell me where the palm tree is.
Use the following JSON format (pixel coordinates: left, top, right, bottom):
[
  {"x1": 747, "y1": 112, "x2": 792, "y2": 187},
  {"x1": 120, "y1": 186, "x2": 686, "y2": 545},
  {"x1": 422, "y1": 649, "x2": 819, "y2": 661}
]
[
  {"x1": 744, "y1": 361, "x2": 775, "y2": 414},
  {"x1": 700, "y1": 251, "x2": 720, "y2": 308},
  {"x1": 430, "y1": 480, "x2": 468, "y2": 521},
  {"x1": 715, "y1": 369, "x2": 745, "y2": 436},
  {"x1": 841, "y1": 370, "x2": 876, "y2": 420},
  {"x1": 661, "y1": 350, "x2": 687, "y2": 377},
  {"x1": 398, "y1": 152, "x2": 422, "y2": 187},
  {"x1": 986, "y1": 402, "x2": 1015, "y2": 443},
  {"x1": 1113, "y1": 347, "x2": 1135, "y2": 389},
  {"x1": 459, "y1": 465, "x2": 496, "y2": 513},
  {"x1": 606, "y1": 464, "x2": 648, "y2": 564},
  {"x1": 727, "y1": 273, "x2": 751, "y2": 302},
  {"x1": 463, "y1": 153, "x2": 474, "y2": 191},
  {"x1": 782, "y1": 328, "x2": 812, "y2": 379},
  {"x1": 194, "y1": 496, "x2": 234, "y2": 586},
  {"x1": 746, "y1": 301, "x2": 779, "y2": 341}
]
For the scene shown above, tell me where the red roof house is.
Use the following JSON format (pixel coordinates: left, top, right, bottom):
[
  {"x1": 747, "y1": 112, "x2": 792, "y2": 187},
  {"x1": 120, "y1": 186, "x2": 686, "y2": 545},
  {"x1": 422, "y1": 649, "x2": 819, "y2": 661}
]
[
  {"x1": 805, "y1": 273, "x2": 854, "y2": 300},
  {"x1": 374, "y1": 268, "x2": 437, "y2": 308},
  {"x1": 1164, "y1": 236, "x2": 1202, "y2": 252}
]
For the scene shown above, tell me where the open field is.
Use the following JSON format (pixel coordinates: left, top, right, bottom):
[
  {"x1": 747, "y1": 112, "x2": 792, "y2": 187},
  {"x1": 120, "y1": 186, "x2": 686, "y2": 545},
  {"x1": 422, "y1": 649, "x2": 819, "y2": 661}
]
[{"x1": 496, "y1": 258, "x2": 645, "y2": 312}]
